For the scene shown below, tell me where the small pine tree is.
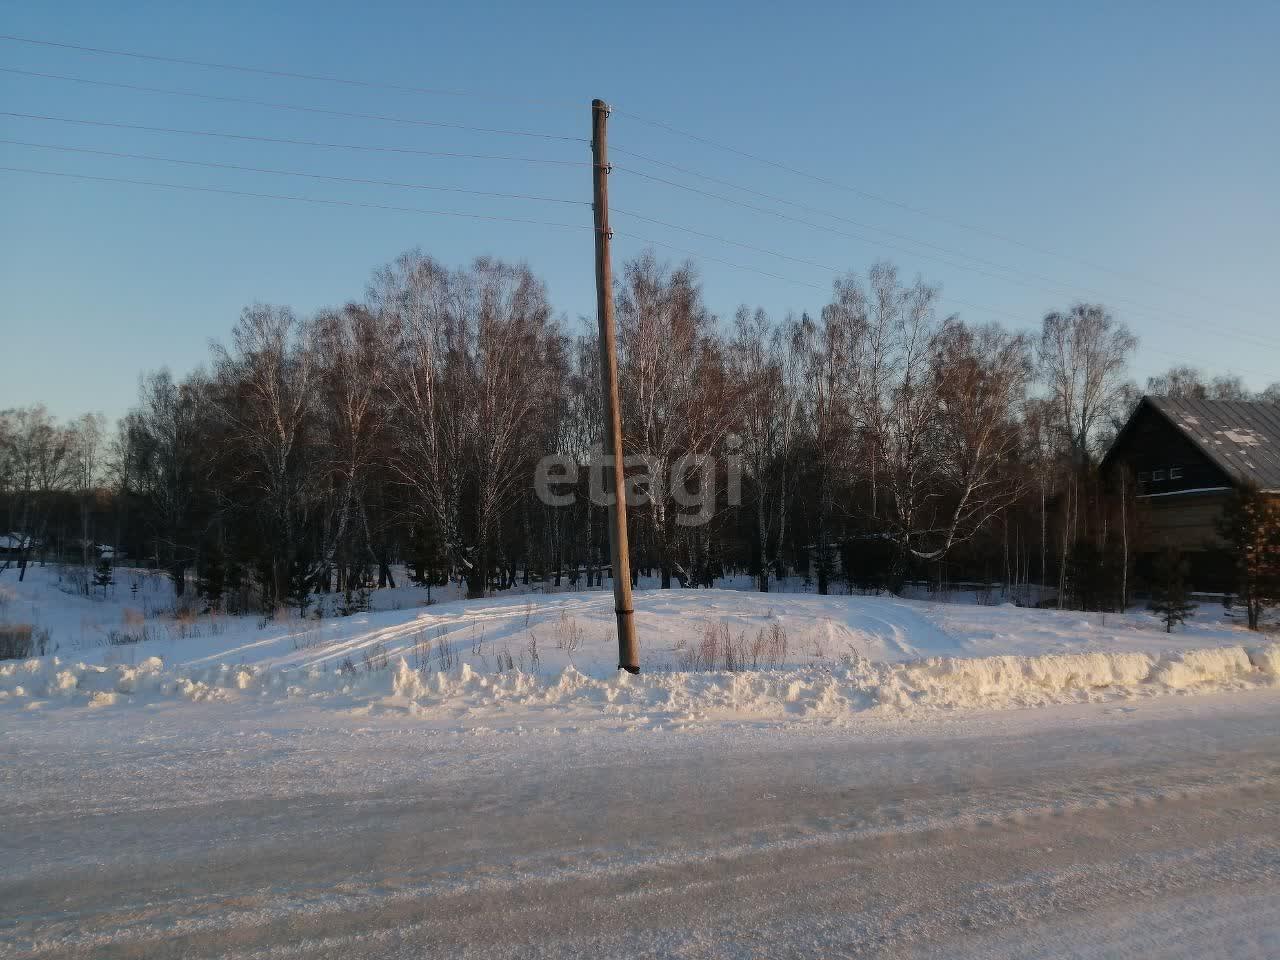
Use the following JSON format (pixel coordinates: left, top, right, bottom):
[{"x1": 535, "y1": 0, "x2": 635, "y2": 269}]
[
  {"x1": 222, "y1": 556, "x2": 246, "y2": 614},
  {"x1": 285, "y1": 556, "x2": 314, "y2": 617},
  {"x1": 1217, "y1": 486, "x2": 1280, "y2": 630},
  {"x1": 92, "y1": 555, "x2": 115, "y2": 597},
  {"x1": 197, "y1": 539, "x2": 226, "y2": 613},
  {"x1": 1148, "y1": 545, "x2": 1195, "y2": 633}
]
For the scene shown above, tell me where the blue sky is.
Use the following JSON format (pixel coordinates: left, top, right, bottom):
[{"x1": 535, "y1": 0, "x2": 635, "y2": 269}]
[{"x1": 2, "y1": 1, "x2": 1278, "y2": 424}]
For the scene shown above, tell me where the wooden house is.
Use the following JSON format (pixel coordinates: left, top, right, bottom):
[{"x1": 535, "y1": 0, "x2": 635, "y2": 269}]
[{"x1": 1102, "y1": 396, "x2": 1280, "y2": 590}]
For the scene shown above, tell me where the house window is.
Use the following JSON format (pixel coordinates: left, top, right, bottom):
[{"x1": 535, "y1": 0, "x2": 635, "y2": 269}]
[
  {"x1": 1169, "y1": 466, "x2": 1184, "y2": 480},
  {"x1": 1138, "y1": 471, "x2": 1151, "y2": 483},
  {"x1": 1152, "y1": 469, "x2": 1167, "y2": 481}
]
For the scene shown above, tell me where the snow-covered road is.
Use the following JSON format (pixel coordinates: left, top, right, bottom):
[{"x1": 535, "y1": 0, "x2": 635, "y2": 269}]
[{"x1": 4, "y1": 690, "x2": 1279, "y2": 958}]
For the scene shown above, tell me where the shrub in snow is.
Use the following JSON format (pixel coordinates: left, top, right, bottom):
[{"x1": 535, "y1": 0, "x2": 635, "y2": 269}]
[
  {"x1": 360, "y1": 642, "x2": 390, "y2": 672},
  {"x1": 556, "y1": 610, "x2": 584, "y2": 654},
  {"x1": 677, "y1": 621, "x2": 788, "y2": 672},
  {"x1": 0, "y1": 623, "x2": 48, "y2": 660},
  {"x1": 436, "y1": 632, "x2": 456, "y2": 673}
]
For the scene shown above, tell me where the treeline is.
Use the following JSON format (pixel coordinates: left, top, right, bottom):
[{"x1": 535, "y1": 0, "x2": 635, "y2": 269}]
[{"x1": 3, "y1": 248, "x2": 1278, "y2": 614}]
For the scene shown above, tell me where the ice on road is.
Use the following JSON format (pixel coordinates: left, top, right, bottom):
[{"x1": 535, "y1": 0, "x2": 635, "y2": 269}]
[{"x1": 4, "y1": 690, "x2": 1279, "y2": 959}]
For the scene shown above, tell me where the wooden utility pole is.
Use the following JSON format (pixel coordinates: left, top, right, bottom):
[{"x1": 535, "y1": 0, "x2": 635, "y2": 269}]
[{"x1": 591, "y1": 98, "x2": 639, "y2": 673}]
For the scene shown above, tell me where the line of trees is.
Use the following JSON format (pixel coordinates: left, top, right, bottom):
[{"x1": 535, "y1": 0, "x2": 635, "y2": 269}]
[{"x1": 4, "y1": 247, "x2": 1279, "y2": 617}]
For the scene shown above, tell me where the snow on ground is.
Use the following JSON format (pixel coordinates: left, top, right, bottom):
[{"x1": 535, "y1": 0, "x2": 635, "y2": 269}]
[
  {"x1": 2, "y1": 564, "x2": 1278, "y2": 726},
  {"x1": 4, "y1": 689, "x2": 1280, "y2": 958},
  {"x1": 4, "y1": 567, "x2": 1280, "y2": 957}
]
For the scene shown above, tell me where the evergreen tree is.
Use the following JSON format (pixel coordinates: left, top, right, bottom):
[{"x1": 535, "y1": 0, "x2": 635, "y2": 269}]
[
  {"x1": 1148, "y1": 545, "x2": 1195, "y2": 633},
  {"x1": 1217, "y1": 486, "x2": 1280, "y2": 630},
  {"x1": 197, "y1": 538, "x2": 226, "y2": 612},
  {"x1": 285, "y1": 554, "x2": 315, "y2": 617},
  {"x1": 223, "y1": 555, "x2": 247, "y2": 614},
  {"x1": 92, "y1": 554, "x2": 114, "y2": 597}
]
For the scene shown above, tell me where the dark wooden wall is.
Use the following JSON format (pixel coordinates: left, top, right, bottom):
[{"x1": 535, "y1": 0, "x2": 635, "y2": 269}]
[{"x1": 1106, "y1": 403, "x2": 1240, "y2": 590}]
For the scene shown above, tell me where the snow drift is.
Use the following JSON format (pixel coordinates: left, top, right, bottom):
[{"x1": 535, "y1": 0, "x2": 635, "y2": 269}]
[{"x1": 4, "y1": 642, "x2": 1277, "y2": 723}]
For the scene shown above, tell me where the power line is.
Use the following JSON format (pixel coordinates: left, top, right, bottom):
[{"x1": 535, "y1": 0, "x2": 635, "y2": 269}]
[
  {"x1": 0, "y1": 67, "x2": 586, "y2": 142},
  {"x1": 609, "y1": 205, "x2": 1257, "y2": 334},
  {"x1": 611, "y1": 107, "x2": 1274, "y2": 324},
  {"x1": 9, "y1": 114, "x2": 1221, "y2": 330},
  {"x1": 18, "y1": 123, "x2": 1223, "y2": 355},
  {"x1": 0, "y1": 51, "x2": 1267, "y2": 363},
  {"x1": 5, "y1": 163, "x2": 1261, "y2": 380},
  {"x1": 611, "y1": 206, "x2": 1280, "y2": 355},
  {"x1": 617, "y1": 163, "x2": 1085, "y2": 294},
  {"x1": 0, "y1": 165, "x2": 590, "y2": 229},
  {"x1": 612, "y1": 229, "x2": 1024, "y2": 324},
  {"x1": 611, "y1": 230, "x2": 827, "y2": 292},
  {"x1": 1, "y1": 139, "x2": 587, "y2": 205},
  {"x1": 612, "y1": 163, "x2": 1280, "y2": 355},
  {"x1": 2, "y1": 33, "x2": 1266, "y2": 327},
  {"x1": 0, "y1": 155, "x2": 1008, "y2": 321},
  {"x1": 0, "y1": 33, "x2": 579, "y2": 109},
  {"x1": 611, "y1": 207, "x2": 841, "y2": 274},
  {"x1": 0, "y1": 111, "x2": 590, "y2": 166},
  {"x1": 613, "y1": 228, "x2": 1276, "y2": 378},
  {"x1": 617, "y1": 162, "x2": 1106, "y2": 298},
  {"x1": 1143, "y1": 348, "x2": 1279, "y2": 385}
]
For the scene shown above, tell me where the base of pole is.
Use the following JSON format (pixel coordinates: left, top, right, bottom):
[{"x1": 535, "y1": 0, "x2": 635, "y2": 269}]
[{"x1": 618, "y1": 663, "x2": 640, "y2": 675}]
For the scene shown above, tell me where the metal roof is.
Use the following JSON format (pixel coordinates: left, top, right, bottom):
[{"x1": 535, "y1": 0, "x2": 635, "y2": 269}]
[{"x1": 1147, "y1": 396, "x2": 1280, "y2": 492}]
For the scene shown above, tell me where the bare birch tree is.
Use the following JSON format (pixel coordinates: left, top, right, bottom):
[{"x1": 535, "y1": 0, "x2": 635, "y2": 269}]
[
  {"x1": 69, "y1": 412, "x2": 106, "y2": 575},
  {"x1": 617, "y1": 253, "x2": 735, "y2": 587},
  {"x1": 728, "y1": 306, "x2": 801, "y2": 591},
  {"x1": 0, "y1": 406, "x2": 72, "y2": 579},
  {"x1": 378, "y1": 251, "x2": 466, "y2": 584},
  {"x1": 210, "y1": 304, "x2": 319, "y2": 607},
  {"x1": 1037, "y1": 304, "x2": 1137, "y2": 467},
  {"x1": 312, "y1": 303, "x2": 396, "y2": 599}
]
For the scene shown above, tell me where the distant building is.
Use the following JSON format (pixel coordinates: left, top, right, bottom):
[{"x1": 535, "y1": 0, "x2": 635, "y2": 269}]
[{"x1": 1102, "y1": 396, "x2": 1280, "y2": 589}]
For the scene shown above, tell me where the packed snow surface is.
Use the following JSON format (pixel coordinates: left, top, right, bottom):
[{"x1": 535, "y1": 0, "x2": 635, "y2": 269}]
[{"x1": 4, "y1": 691, "x2": 1280, "y2": 957}]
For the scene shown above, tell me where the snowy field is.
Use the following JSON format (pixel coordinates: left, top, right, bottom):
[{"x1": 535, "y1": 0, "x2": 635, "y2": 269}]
[
  {"x1": 1, "y1": 564, "x2": 1277, "y2": 726},
  {"x1": 3, "y1": 566, "x2": 1280, "y2": 957}
]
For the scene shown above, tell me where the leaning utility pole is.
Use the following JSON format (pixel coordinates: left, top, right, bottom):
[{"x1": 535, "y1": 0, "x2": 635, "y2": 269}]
[{"x1": 590, "y1": 98, "x2": 639, "y2": 673}]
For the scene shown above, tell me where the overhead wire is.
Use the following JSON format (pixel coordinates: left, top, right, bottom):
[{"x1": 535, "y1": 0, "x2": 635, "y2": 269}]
[
  {"x1": 4, "y1": 33, "x2": 1273, "y2": 370},
  {"x1": 0, "y1": 67, "x2": 586, "y2": 142},
  {"x1": 608, "y1": 211, "x2": 1275, "y2": 366},
  {"x1": 0, "y1": 138, "x2": 587, "y2": 205},
  {"x1": 0, "y1": 111, "x2": 590, "y2": 166},
  {"x1": 0, "y1": 165, "x2": 590, "y2": 230},
  {"x1": 613, "y1": 142, "x2": 1277, "y2": 339},
  {"x1": 611, "y1": 207, "x2": 841, "y2": 273},
  {"x1": 3, "y1": 163, "x2": 1263, "y2": 379},
  {"x1": 610, "y1": 162, "x2": 1280, "y2": 354},
  {"x1": 3, "y1": 31, "x2": 1267, "y2": 326},
  {"x1": 610, "y1": 106, "x2": 1274, "y2": 324},
  {"x1": 610, "y1": 230, "x2": 827, "y2": 292},
  {"x1": 0, "y1": 33, "x2": 581, "y2": 108}
]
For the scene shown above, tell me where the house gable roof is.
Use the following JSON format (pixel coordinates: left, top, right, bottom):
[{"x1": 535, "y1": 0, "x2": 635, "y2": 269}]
[{"x1": 1105, "y1": 396, "x2": 1280, "y2": 492}]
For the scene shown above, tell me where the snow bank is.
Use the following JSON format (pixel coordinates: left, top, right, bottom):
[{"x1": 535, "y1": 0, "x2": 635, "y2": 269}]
[{"x1": 4, "y1": 642, "x2": 1277, "y2": 723}]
